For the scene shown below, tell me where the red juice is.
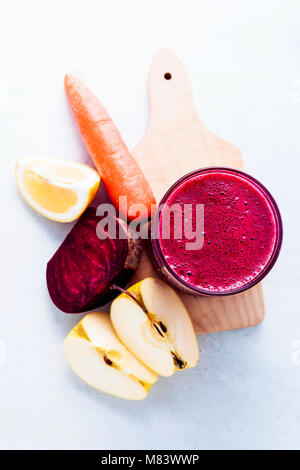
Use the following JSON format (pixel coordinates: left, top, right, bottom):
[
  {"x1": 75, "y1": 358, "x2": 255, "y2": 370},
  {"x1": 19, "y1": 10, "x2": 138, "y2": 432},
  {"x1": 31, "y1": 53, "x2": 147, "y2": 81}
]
[{"x1": 151, "y1": 168, "x2": 282, "y2": 296}]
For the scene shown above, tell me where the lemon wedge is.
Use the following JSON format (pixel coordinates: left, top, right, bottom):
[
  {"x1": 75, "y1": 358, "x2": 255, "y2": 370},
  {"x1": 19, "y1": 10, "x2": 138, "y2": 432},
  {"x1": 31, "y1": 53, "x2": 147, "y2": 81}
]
[{"x1": 15, "y1": 159, "x2": 100, "y2": 222}]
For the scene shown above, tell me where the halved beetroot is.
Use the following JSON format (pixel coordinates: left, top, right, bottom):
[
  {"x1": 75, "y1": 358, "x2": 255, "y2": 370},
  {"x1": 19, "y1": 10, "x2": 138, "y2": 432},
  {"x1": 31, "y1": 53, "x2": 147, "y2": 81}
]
[{"x1": 46, "y1": 207, "x2": 142, "y2": 313}]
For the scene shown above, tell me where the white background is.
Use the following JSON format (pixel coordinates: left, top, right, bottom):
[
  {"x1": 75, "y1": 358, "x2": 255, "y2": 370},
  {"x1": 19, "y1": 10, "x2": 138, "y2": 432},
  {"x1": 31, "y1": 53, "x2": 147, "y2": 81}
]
[{"x1": 0, "y1": 0, "x2": 299, "y2": 450}]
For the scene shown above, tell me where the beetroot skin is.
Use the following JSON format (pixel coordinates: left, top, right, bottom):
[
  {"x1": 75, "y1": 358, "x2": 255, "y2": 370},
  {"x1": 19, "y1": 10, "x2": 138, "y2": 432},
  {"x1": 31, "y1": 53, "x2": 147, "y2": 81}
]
[{"x1": 46, "y1": 207, "x2": 142, "y2": 313}]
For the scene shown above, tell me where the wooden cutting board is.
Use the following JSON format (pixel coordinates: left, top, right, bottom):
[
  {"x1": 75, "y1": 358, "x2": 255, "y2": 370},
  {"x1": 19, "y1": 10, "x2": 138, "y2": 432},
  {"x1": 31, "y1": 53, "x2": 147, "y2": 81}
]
[{"x1": 131, "y1": 48, "x2": 265, "y2": 334}]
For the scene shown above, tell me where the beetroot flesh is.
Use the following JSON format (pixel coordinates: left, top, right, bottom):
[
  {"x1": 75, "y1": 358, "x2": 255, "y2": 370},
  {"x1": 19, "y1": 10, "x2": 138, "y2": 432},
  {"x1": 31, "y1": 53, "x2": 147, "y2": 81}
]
[{"x1": 46, "y1": 207, "x2": 141, "y2": 313}]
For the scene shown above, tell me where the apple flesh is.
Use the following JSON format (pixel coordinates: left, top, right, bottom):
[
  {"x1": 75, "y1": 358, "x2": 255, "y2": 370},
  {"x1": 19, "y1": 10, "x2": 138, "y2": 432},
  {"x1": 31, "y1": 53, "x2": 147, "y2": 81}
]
[
  {"x1": 63, "y1": 312, "x2": 158, "y2": 400},
  {"x1": 110, "y1": 277, "x2": 199, "y2": 377},
  {"x1": 46, "y1": 207, "x2": 142, "y2": 313}
]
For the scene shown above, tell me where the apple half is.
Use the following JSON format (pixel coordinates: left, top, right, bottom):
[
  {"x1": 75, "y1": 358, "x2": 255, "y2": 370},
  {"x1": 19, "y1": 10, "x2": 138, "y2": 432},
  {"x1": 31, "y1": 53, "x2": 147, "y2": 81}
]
[
  {"x1": 110, "y1": 278, "x2": 199, "y2": 377},
  {"x1": 63, "y1": 312, "x2": 158, "y2": 400}
]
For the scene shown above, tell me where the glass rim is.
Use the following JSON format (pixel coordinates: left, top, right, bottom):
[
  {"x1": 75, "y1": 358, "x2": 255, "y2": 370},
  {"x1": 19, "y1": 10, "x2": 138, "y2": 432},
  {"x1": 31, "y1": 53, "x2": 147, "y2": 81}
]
[{"x1": 151, "y1": 166, "x2": 283, "y2": 296}]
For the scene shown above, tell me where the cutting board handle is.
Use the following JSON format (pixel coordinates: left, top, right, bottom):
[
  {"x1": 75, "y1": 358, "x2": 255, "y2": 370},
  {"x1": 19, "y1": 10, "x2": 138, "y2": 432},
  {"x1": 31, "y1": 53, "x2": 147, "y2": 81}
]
[{"x1": 147, "y1": 48, "x2": 201, "y2": 132}]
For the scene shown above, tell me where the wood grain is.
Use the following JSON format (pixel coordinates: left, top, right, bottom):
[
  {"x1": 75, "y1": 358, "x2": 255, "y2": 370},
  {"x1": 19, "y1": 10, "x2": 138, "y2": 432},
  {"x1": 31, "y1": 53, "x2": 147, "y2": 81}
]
[{"x1": 131, "y1": 48, "x2": 265, "y2": 334}]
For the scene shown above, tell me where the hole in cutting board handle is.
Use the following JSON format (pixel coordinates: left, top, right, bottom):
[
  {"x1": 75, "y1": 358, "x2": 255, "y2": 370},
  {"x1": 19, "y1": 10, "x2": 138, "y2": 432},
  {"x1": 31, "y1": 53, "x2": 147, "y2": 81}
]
[{"x1": 164, "y1": 72, "x2": 172, "y2": 80}]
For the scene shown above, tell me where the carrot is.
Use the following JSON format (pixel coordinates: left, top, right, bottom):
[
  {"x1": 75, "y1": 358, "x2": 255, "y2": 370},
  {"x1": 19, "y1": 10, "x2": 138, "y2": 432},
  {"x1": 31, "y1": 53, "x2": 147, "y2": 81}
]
[{"x1": 64, "y1": 74, "x2": 156, "y2": 221}]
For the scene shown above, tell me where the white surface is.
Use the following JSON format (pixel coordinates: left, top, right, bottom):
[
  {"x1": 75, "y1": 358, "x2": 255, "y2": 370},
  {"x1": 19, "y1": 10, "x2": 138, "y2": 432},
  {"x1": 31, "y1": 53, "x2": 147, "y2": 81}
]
[{"x1": 0, "y1": 0, "x2": 299, "y2": 450}]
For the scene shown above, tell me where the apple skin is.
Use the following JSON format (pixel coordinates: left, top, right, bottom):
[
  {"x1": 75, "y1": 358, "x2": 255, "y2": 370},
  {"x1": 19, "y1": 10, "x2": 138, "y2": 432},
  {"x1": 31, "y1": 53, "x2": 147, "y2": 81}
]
[{"x1": 46, "y1": 207, "x2": 142, "y2": 313}]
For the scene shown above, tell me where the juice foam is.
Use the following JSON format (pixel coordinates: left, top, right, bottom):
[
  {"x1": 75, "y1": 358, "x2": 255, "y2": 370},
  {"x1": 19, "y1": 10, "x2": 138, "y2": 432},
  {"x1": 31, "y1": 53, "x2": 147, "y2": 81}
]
[{"x1": 159, "y1": 170, "x2": 276, "y2": 293}]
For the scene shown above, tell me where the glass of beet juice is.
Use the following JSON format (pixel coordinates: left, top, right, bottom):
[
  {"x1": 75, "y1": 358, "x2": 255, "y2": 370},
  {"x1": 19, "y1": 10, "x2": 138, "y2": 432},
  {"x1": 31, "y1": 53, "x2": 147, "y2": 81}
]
[{"x1": 150, "y1": 167, "x2": 282, "y2": 296}]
